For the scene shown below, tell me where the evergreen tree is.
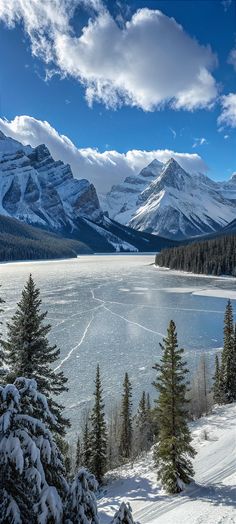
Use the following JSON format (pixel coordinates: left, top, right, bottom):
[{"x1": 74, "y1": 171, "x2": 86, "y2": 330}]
[
  {"x1": 0, "y1": 289, "x2": 4, "y2": 371},
  {"x1": 89, "y1": 365, "x2": 107, "y2": 484},
  {"x1": 76, "y1": 435, "x2": 81, "y2": 470},
  {"x1": 119, "y1": 372, "x2": 133, "y2": 460},
  {"x1": 65, "y1": 468, "x2": 99, "y2": 524},
  {"x1": 0, "y1": 377, "x2": 67, "y2": 523},
  {"x1": 135, "y1": 391, "x2": 154, "y2": 454},
  {"x1": 82, "y1": 419, "x2": 91, "y2": 469},
  {"x1": 153, "y1": 320, "x2": 196, "y2": 494},
  {"x1": 213, "y1": 354, "x2": 224, "y2": 404},
  {"x1": 1, "y1": 274, "x2": 69, "y2": 434},
  {"x1": 221, "y1": 300, "x2": 236, "y2": 403},
  {"x1": 111, "y1": 502, "x2": 137, "y2": 524}
]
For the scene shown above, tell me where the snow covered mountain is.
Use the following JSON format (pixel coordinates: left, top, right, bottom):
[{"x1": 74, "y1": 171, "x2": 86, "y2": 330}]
[
  {"x1": 105, "y1": 157, "x2": 236, "y2": 240},
  {"x1": 0, "y1": 130, "x2": 102, "y2": 231},
  {"x1": 103, "y1": 159, "x2": 163, "y2": 224},
  {"x1": 0, "y1": 132, "x2": 177, "y2": 253}
]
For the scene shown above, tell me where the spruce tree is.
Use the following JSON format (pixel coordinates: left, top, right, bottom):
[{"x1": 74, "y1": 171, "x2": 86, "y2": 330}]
[
  {"x1": 0, "y1": 290, "x2": 4, "y2": 371},
  {"x1": 213, "y1": 354, "x2": 224, "y2": 404},
  {"x1": 221, "y1": 300, "x2": 236, "y2": 403},
  {"x1": 119, "y1": 372, "x2": 133, "y2": 460},
  {"x1": 1, "y1": 274, "x2": 69, "y2": 435},
  {"x1": 82, "y1": 419, "x2": 91, "y2": 469},
  {"x1": 89, "y1": 365, "x2": 107, "y2": 484},
  {"x1": 65, "y1": 468, "x2": 99, "y2": 524},
  {"x1": 153, "y1": 320, "x2": 196, "y2": 494},
  {"x1": 76, "y1": 435, "x2": 81, "y2": 470},
  {"x1": 0, "y1": 377, "x2": 67, "y2": 523},
  {"x1": 111, "y1": 502, "x2": 137, "y2": 524}
]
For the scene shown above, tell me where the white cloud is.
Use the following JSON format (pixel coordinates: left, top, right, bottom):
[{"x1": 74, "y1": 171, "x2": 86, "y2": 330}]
[
  {"x1": 218, "y1": 93, "x2": 236, "y2": 128},
  {"x1": 192, "y1": 137, "x2": 208, "y2": 148},
  {"x1": 0, "y1": 1, "x2": 218, "y2": 111},
  {"x1": 0, "y1": 115, "x2": 209, "y2": 193},
  {"x1": 228, "y1": 48, "x2": 236, "y2": 71}
]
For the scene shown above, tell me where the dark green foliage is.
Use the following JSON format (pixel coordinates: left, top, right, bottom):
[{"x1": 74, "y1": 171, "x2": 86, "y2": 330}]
[
  {"x1": 1, "y1": 274, "x2": 69, "y2": 435},
  {"x1": 135, "y1": 391, "x2": 154, "y2": 454},
  {"x1": 0, "y1": 289, "x2": 4, "y2": 369},
  {"x1": 155, "y1": 234, "x2": 236, "y2": 276},
  {"x1": 153, "y1": 320, "x2": 196, "y2": 494},
  {"x1": 220, "y1": 300, "x2": 236, "y2": 403},
  {"x1": 76, "y1": 436, "x2": 81, "y2": 470},
  {"x1": 212, "y1": 355, "x2": 224, "y2": 404},
  {"x1": 81, "y1": 420, "x2": 92, "y2": 470},
  {"x1": 0, "y1": 214, "x2": 90, "y2": 262},
  {"x1": 119, "y1": 372, "x2": 133, "y2": 460},
  {"x1": 89, "y1": 365, "x2": 107, "y2": 484}
]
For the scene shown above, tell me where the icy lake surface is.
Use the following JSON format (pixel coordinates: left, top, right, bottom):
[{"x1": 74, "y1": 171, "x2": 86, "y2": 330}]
[{"x1": 1, "y1": 254, "x2": 236, "y2": 438}]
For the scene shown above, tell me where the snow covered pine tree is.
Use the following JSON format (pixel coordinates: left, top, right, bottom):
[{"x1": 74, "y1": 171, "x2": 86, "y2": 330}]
[
  {"x1": 64, "y1": 468, "x2": 99, "y2": 524},
  {"x1": 0, "y1": 377, "x2": 67, "y2": 523},
  {"x1": 1, "y1": 274, "x2": 69, "y2": 435},
  {"x1": 111, "y1": 502, "x2": 137, "y2": 524}
]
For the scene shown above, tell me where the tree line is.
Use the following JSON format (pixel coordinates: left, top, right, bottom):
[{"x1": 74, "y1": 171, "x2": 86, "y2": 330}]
[
  {"x1": 155, "y1": 234, "x2": 236, "y2": 276},
  {"x1": 0, "y1": 277, "x2": 235, "y2": 523}
]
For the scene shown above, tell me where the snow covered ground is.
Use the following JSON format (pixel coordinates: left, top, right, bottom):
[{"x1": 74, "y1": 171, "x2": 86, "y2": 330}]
[{"x1": 98, "y1": 404, "x2": 236, "y2": 523}]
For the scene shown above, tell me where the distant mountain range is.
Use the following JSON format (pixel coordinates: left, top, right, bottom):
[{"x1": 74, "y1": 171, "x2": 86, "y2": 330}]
[
  {"x1": 104, "y1": 158, "x2": 236, "y2": 240},
  {"x1": 0, "y1": 130, "x2": 235, "y2": 261},
  {"x1": 0, "y1": 131, "x2": 177, "y2": 258}
]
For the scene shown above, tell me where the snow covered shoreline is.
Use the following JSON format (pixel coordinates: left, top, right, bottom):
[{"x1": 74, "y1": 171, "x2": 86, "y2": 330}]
[{"x1": 98, "y1": 403, "x2": 236, "y2": 523}]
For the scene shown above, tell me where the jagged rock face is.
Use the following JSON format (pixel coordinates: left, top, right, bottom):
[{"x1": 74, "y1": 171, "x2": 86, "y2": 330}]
[
  {"x1": 0, "y1": 133, "x2": 102, "y2": 231},
  {"x1": 103, "y1": 158, "x2": 163, "y2": 224},
  {"x1": 129, "y1": 158, "x2": 236, "y2": 239}
]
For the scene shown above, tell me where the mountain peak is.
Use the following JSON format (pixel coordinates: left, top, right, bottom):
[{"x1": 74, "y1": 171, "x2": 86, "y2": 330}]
[{"x1": 0, "y1": 130, "x2": 6, "y2": 140}]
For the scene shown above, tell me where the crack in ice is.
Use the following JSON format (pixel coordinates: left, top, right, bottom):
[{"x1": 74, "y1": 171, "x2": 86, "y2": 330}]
[
  {"x1": 54, "y1": 315, "x2": 94, "y2": 371},
  {"x1": 102, "y1": 304, "x2": 165, "y2": 338}
]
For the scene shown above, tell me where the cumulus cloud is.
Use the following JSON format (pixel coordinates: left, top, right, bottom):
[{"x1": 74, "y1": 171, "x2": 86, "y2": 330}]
[
  {"x1": 218, "y1": 93, "x2": 236, "y2": 128},
  {"x1": 0, "y1": 115, "x2": 208, "y2": 193},
  {"x1": 0, "y1": 1, "x2": 218, "y2": 111}
]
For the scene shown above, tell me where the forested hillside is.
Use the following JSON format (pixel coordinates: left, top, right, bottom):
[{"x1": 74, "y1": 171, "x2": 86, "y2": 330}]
[
  {"x1": 155, "y1": 234, "x2": 236, "y2": 276},
  {"x1": 0, "y1": 215, "x2": 91, "y2": 262}
]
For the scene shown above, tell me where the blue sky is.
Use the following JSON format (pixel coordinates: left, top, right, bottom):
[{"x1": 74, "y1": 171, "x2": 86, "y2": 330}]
[{"x1": 0, "y1": 0, "x2": 235, "y2": 192}]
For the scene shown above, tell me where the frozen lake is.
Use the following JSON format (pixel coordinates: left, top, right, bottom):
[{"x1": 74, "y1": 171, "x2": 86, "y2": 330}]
[{"x1": 1, "y1": 254, "x2": 236, "y2": 438}]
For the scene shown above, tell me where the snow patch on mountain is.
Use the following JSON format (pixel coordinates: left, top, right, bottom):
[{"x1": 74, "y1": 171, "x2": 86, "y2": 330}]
[{"x1": 0, "y1": 132, "x2": 102, "y2": 231}]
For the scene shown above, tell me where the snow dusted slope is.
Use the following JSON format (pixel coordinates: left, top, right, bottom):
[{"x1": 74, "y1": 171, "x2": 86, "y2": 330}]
[
  {"x1": 129, "y1": 159, "x2": 236, "y2": 239},
  {"x1": 0, "y1": 131, "x2": 102, "y2": 231},
  {"x1": 99, "y1": 403, "x2": 236, "y2": 524},
  {"x1": 103, "y1": 159, "x2": 163, "y2": 224}
]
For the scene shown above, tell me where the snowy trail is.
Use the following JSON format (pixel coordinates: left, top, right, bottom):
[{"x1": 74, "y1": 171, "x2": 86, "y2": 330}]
[{"x1": 99, "y1": 404, "x2": 236, "y2": 524}]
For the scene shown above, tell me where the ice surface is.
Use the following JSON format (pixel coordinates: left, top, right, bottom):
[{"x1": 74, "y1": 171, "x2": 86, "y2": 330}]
[{"x1": 1, "y1": 255, "x2": 236, "y2": 439}]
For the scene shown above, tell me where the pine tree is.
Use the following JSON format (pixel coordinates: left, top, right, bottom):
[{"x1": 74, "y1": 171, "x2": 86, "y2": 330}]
[
  {"x1": 81, "y1": 419, "x2": 91, "y2": 469},
  {"x1": 1, "y1": 274, "x2": 69, "y2": 434},
  {"x1": 64, "y1": 468, "x2": 99, "y2": 524},
  {"x1": 119, "y1": 372, "x2": 133, "y2": 460},
  {"x1": 76, "y1": 435, "x2": 81, "y2": 470},
  {"x1": 153, "y1": 320, "x2": 196, "y2": 494},
  {"x1": 0, "y1": 377, "x2": 68, "y2": 523},
  {"x1": 89, "y1": 365, "x2": 107, "y2": 484},
  {"x1": 213, "y1": 354, "x2": 224, "y2": 404},
  {"x1": 0, "y1": 288, "x2": 5, "y2": 370},
  {"x1": 221, "y1": 300, "x2": 236, "y2": 403},
  {"x1": 111, "y1": 502, "x2": 137, "y2": 524}
]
